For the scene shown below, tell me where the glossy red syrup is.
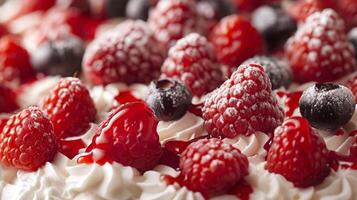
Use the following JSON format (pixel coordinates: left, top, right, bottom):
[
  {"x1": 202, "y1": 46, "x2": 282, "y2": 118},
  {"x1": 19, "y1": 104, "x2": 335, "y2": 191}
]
[
  {"x1": 263, "y1": 133, "x2": 274, "y2": 152},
  {"x1": 159, "y1": 136, "x2": 208, "y2": 169},
  {"x1": 77, "y1": 102, "x2": 161, "y2": 171},
  {"x1": 163, "y1": 175, "x2": 252, "y2": 200},
  {"x1": 276, "y1": 91, "x2": 303, "y2": 117},
  {"x1": 115, "y1": 90, "x2": 143, "y2": 104},
  {"x1": 229, "y1": 180, "x2": 253, "y2": 200},
  {"x1": 59, "y1": 137, "x2": 86, "y2": 159},
  {"x1": 188, "y1": 103, "x2": 203, "y2": 117}
]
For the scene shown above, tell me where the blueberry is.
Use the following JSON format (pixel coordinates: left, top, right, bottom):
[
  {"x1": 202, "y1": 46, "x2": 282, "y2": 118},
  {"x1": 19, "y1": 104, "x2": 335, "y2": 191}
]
[
  {"x1": 146, "y1": 78, "x2": 192, "y2": 121},
  {"x1": 348, "y1": 27, "x2": 357, "y2": 59},
  {"x1": 299, "y1": 83, "x2": 356, "y2": 131},
  {"x1": 252, "y1": 5, "x2": 297, "y2": 51},
  {"x1": 199, "y1": 0, "x2": 236, "y2": 20},
  {"x1": 32, "y1": 34, "x2": 84, "y2": 76},
  {"x1": 243, "y1": 56, "x2": 292, "y2": 90},
  {"x1": 126, "y1": 0, "x2": 151, "y2": 21},
  {"x1": 106, "y1": 0, "x2": 129, "y2": 17}
]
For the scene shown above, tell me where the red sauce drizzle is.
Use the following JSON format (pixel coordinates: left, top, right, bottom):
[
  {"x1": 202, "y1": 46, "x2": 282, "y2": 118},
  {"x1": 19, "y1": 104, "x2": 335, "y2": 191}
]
[
  {"x1": 59, "y1": 137, "x2": 86, "y2": 159},
  {"x1": 229, "y1": 180, "x2": 253, "y2": 200},
  {"x1": 115, "y1": 91, "x2": 143, "y2": 104},
  {"x1": 188, "y1": 103, "x2": 204, "y2": 117},
  {"x1": 276, "y1": 91, "x2": 303, "y2": 117}
]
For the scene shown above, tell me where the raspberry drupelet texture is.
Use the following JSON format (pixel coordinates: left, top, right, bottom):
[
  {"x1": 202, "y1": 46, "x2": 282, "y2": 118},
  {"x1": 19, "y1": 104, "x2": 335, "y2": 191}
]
[
  {"x1": 148, "y1": 0, "x2": 198, "y2": 51},
  {"x1": 161, "y1": 33, "x2": 223, "y2": 97},
  {"x1": 180, "y1": 138, "x2": 249, "y2": 197},
  {"x1": 266, "y1": 116, "x2": 330, "y2": 188},
  {"x1": 0, "y1": 106, "x2": 57, "y2": 171},
  {"x1": 347, "y1": 73, "x2": 357, "y2": 102},
  {"x1": 286, "y1": 9, "x2": 357, "y2": 83},
  {"x1": 210, "y1": 15, "x2": 265, "y2": 76},
  {"x1": 83, "y1": 20, "x2": 165, "y2": 85},
  {"x1": 40, "y1": 77, "x2": 96, "y2": 138},
  {"x1": 79, "y1": 102, "x2": 162, "y2": 171},
  {"x1": 202, "y1": 64, "x2": 284, "y2": 138}
]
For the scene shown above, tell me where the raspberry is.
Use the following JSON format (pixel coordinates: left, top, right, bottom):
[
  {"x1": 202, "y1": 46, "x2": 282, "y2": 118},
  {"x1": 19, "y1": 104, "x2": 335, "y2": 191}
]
[
  {"x1": 79, "y1": 102, "x2": 162, "y2": 171},
  {"x1": 210, "y1": 15, "x2": 265, "y2": 76},
  {"x1": 161, "y1": 33, "x2": 223, "y2": 97},
  {"x1": 148, "y1": 0, "x2": 198, "y2": 50},
  {"x1": 0, "y1": 36, "x2": 34, "y2": 85},
  {"x1": 286, "y1": 9, "x2": 357, "y2": 83},
  {"x1": 288, "y1": 0, "x2": 337, "y2": 23},
  {"x1": 180, "y1": 138, "x2": 249, "y2": 197},
  {"x1": 202, "y1": 64, "x2": 284, "y2": 138},
  {"x1": 0, "y1": 84, "x2": 18, "y2": 114},
  {"x1": 40, "y1": 78, "x2": 96, "y2": 139},
  {"x1": 83, "y1": 20, "x2": 165, "y2": 85},
  {"x1": 266, "y1": 116, "x2": 330, "y2": 187},
  {"x1": 0, "y1": 106, "x2": 57, "y2": 171}
]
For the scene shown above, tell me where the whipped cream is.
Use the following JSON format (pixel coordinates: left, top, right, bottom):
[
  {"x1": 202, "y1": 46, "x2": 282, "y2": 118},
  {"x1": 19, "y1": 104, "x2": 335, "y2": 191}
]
[
  {"x1": 17, "y1": 76, "x2": 60, "y2": 108},
  {"x1": 139, "y1": 165, "x2": 205, "y2": 200},
  {"x1": 157, "y1": 112, "x2": 207, "y2": 143},
  {"x1": 223, "y1": 132, "x2": 269, "y2": 161}
]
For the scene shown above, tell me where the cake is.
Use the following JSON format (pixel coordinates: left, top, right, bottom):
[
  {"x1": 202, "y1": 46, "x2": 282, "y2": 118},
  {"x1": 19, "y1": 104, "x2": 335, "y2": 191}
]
[{"x1": 0, "y1": 0, "x2": 356, "y2": 200}]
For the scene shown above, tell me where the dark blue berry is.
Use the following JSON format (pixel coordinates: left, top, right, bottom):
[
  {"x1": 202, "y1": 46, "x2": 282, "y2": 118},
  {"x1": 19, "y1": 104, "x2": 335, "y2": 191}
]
[
  {"x1": 32, "y1": 34, "x2": 84, "y2": 76},
  {"x1": 243, "y1": 56, "x2": 292, "y2": 90},
  {"x1": 126, "y1": 0, "x2": 151, "y2": 21},
  {"x1": 146, "y1": 78, "x2": 192, "y2": 121},
  {"x1": 252, "y1": 5, "x2": 297, "y2": 51},
  {"x1": 348, "y1": 27, "x2": 357, "y2": 59},
  {"x1": 199, "y1": 0, "x2": 236, "y2": 20},
  {"x1": 299, "y1": 83, "x2": 356, "y2": 131},
  {"x1": 106, "y1": 0, "x2": 130, "y2": 17}
]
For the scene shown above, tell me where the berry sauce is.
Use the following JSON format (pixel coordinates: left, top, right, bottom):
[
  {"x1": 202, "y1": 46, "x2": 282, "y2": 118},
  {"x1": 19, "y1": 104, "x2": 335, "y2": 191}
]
[
  {"x1": 59, "y1": 137, "x2": 86, "y2": 159},
  {"x1": 159, "y1": 136, "x2": 208, "y2": 169},
  {"x1": 276, "y1": 91, "x2": 303, "y2": 117},
  {"x1": 115, "y1": 90, "x2": 143, "y2": 104}
]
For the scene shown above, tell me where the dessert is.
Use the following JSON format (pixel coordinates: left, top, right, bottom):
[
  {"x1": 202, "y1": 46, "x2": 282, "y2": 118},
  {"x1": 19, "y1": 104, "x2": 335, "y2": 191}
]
[{"x1": 0, "y1": 0, "x2": 356, "y2": 200}]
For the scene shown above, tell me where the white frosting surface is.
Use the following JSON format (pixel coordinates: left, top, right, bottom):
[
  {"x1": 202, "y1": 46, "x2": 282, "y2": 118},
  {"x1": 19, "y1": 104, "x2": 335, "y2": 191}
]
[
  {"x1": 157, "y1": 112, "x2": 207, "y2": 143},
  {"x1": 17, "y1": 76, "x2": 60, "y2": 108}
]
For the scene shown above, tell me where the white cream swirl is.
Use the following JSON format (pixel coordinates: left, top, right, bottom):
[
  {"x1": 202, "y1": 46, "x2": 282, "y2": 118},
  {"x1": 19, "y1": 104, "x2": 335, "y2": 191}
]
[
  {"x1": 65, "y1": 162, "x2": 141, "y2": 200},
  {"x1": 157, "y1": 112, "x2": 207, "y2": 143},
  {"x1": 247, "y1": 161, "x2": 357, "y2": 200},
  {"x1": 17, "y1": 76, "x2": 60, "y2": 108},
  {"x1": 223, "y1": 132, "x2": 270, "y2": 161},
  {"x1": 1, "y1": 154, "x2": 69, "y2": 200},
  {"x1": 139, "y1": 165, "x2": 205, "y2": 200}
]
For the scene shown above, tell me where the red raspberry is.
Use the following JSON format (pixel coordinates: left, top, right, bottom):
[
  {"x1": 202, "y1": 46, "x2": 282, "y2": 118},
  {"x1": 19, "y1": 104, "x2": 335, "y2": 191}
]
[
  {"x1": 0, "y1": 84, "x2": 18, "y2": 114},
  {"x1": 210, "y1": 15, "x2": 265, "y2": 76},
  {"x1": 337, "y1": 0, "x2": 357, "y2": 31},
  {"x1": 161, "y1": 33, "x2": 223, "y2": 97},
  {"x1": 0, "y1": 36, "x2": 34, "y2": 85},
  {"x1": 0, "y1": 115, "x2": 10, "y2": 133},
  {"x1": 202, "y1": 64, "x2": 284, "y2": 138},
  {"x1": 79, "y1": 102, "x2": 162, "y2": 171},
  {"x1": 266, "y1": 116, "x2": 330, "y2": 187},
  {"x1": 148, "y1": 0, "x2": 198, "y2": 50},
  {"x1": 40, "y1": 78, "x2": 96, "y2": 139},
  {"x1": 288, "y1": 0, "x2": 337, "y2": 23},
  {"x1": 0, "y1": 106, "x2": 57, "y2": 171},
  {"x1": 286, "y1": 9, "x2": 356, "y2": 83},
  {"x1": 180, "y1": 138, "x2": 249, "y2": 197},
  {"x1": 83, "y1": 20, "x2": 165, "y2": 85}
]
